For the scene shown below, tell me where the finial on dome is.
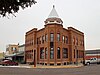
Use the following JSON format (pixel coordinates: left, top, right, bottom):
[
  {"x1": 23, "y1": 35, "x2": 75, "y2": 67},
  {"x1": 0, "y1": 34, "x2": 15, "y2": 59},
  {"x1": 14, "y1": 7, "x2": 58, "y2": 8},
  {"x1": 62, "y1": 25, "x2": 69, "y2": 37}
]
[{"x1": 53, "y1": 5, "x2": 55, "y2": 8}]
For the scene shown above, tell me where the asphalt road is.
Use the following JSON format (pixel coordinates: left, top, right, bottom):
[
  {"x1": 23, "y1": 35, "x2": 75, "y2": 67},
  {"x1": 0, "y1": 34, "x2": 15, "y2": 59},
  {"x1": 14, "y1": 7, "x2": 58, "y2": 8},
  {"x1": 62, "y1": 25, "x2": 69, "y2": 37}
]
[{"x1": 0, "y1": 65, "x2": 100, "y2": 75}]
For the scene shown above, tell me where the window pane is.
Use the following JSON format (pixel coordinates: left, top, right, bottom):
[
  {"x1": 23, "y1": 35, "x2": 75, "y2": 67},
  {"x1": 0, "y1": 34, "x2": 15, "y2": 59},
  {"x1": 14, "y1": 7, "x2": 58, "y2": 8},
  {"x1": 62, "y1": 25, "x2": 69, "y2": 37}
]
[
  {"x1": 63, "y1": 48, "x2": 68, "y2": 58},
  {"x1": 50, "y1": 47, "x2": 54, "y2": 59},
  {"x1": 62, "y1": 36, "x2": 65, "y2": 43},
  {"x1": 45, "y1": 48, "x2": 48, "y2": 59},
  {"x1": 40, "y1": 48, "x2": 44, "y2": 59},
  {"x1": 57, "y1": 33, "x2": 60, "y2": 41},
  {"x1": 57, "y1": 47, "x2": 60, "y2": 59},
  {"x1": 50, "y1": 33, "x2": 54, "y2": 42}
]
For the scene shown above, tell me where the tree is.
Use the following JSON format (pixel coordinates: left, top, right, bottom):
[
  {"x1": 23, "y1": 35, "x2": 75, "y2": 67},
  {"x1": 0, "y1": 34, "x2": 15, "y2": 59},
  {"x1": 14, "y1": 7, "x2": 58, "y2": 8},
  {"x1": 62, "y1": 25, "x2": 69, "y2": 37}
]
[{"x1": 0, "y1": 0, "x2": 37, "y2": 17}]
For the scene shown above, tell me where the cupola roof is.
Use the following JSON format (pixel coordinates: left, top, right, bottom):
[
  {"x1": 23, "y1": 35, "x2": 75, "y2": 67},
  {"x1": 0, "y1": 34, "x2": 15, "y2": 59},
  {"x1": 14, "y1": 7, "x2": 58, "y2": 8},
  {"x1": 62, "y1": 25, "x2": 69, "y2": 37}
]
[
  {"x1": 48, "y1": 5, "x2": 59, "y2": 18},
  {"x1": 45, "y1": 5, "x2": 63, "y2": 25}
]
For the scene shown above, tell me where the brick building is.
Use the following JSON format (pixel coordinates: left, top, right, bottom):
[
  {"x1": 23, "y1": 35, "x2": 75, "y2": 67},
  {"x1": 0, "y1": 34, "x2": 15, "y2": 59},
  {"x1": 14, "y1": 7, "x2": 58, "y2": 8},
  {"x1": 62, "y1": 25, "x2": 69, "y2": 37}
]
[{"x1": 25, "y1": 6, "x2": 85, "y2": 65}]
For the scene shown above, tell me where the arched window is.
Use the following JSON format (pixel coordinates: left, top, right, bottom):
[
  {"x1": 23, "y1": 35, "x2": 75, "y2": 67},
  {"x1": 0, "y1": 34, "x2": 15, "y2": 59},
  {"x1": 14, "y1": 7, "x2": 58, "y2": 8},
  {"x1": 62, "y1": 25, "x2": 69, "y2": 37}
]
[{"x1": 57, "y1": 47, "x2": 60, "y2": 59}]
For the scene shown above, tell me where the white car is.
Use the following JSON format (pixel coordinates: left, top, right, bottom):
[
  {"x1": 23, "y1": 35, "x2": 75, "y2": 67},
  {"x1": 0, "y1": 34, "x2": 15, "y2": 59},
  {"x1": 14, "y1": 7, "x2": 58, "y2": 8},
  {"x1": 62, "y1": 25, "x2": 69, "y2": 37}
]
[{"x1": 85, "y1": 58, "x2": 100, "y2": 65}]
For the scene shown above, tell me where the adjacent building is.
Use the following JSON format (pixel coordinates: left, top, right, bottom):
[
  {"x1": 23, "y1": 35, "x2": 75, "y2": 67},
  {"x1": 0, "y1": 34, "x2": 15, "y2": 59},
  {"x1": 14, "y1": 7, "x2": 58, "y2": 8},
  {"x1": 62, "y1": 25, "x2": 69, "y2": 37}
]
[
  {"x1": 25, "y1": 6, "x2": 85, "y2": 65},
  {"x1": 6, "y1": 44, "x2": 19, "y2": 55},
  {"x1": 85, "y1": 49, "x2": 100, "y2": 59},
  {"x1": 5, "y1": 44, "x2": 25, "y2": 63},
  {"x1": 18, "y1": 44, "x2": 25, "y2": 52}
]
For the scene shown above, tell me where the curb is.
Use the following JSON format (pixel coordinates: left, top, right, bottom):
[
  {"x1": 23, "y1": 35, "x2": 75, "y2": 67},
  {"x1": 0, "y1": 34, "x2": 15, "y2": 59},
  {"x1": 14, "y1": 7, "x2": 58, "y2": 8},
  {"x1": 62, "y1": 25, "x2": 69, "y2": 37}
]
[{"x1": 31, "y1": 65, "x2": 83, "y2": 68}]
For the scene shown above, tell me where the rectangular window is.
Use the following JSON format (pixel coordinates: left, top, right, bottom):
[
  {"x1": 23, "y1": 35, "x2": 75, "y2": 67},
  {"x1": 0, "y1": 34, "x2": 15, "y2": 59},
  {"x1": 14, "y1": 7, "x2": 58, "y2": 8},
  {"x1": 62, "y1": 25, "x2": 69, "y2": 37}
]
[
  {"x1": 62, "y1": 36, "x2": 65, "y2": 43},
  {"x1": 63, "y1": 48, "x2": 68, "y2": 58},
  {"x1": 50, "y1": 47, "x2": 54, "y2": 59},
  {"x1": 45, "y1": 48, "x2": 48, "y2": 59},
  {"x1": 50, "y1": 33, "x2": 54, "y2": 42},
  {"x1": 40, "y1": 48, "x2": 44, "y2": 59},
  {"x1": 57, "y1": 47, "x2": 60, "y2": 59},
  {"x1": 57, "y1": 33, "x2": 60, "y2": 41}
]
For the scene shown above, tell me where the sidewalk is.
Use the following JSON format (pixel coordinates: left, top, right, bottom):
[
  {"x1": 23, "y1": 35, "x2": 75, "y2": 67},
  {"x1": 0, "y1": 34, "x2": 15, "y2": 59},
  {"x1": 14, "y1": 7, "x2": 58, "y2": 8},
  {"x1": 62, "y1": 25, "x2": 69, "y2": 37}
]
[{"x1": 19, "y1": 64, "x2": 84, "y2": 68}]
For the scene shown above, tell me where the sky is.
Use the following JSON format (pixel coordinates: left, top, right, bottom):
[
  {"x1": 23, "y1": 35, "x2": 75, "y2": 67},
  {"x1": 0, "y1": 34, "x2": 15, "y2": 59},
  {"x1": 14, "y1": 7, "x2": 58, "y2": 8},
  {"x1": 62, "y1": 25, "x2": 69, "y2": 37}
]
[{"x1": 0, "y1": 0, "x2": 100, "y2": 52}]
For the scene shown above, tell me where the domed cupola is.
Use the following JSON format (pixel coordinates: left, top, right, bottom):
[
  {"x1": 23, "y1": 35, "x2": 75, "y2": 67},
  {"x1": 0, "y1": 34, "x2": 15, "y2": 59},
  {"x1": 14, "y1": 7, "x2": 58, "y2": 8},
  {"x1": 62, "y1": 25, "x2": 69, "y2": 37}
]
[{"x1": 45, "y1": 5, "x2": 63, "y2": 25}]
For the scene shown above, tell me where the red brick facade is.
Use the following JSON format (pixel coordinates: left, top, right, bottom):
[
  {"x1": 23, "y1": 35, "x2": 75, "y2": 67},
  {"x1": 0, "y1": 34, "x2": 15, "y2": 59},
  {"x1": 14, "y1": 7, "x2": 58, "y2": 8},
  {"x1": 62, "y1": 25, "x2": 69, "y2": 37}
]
[{"x1": 25, "y1": 6, "x2": 85, "y2": 65}]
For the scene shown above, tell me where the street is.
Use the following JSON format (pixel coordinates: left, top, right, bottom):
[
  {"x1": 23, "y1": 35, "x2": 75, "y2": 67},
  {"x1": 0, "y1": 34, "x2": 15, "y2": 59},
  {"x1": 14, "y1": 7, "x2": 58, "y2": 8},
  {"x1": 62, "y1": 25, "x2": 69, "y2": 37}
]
[{"x1": 0, "y1": 65, "x2": 100, "y2": 75}]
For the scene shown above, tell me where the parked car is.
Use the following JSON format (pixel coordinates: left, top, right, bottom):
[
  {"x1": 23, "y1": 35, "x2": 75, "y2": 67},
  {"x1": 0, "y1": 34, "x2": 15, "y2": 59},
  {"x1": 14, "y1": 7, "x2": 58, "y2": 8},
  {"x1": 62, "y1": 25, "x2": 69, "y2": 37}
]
[
  {"x1": 0, "y1": 59, "x2": 11, "y2": 65},
  {"x1": 1, "y1": 60, "x2": 18, "y2": 66},
  {"x1": 84, "y1": 58, "x2": 100, "y2": 65}
]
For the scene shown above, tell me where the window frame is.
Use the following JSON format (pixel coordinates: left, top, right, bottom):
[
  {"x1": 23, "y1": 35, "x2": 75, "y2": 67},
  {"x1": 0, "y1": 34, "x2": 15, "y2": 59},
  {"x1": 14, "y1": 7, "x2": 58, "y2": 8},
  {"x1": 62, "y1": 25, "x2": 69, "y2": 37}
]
[
  {"x1": 50, "y1": 47, "x2": 54, "y2": 59},
  {"x1": 57, "y1": 33, "x2": 60, "y2": 41},
  {"x1": 50, "y1": 33, "x2": 54, "y2": 42},
  {"x1": 57, "y1": 47, "x2": 60, "y2": 59},
  {"x1": 63, "y1": 48, "x2": 68, "y2": 58}
]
